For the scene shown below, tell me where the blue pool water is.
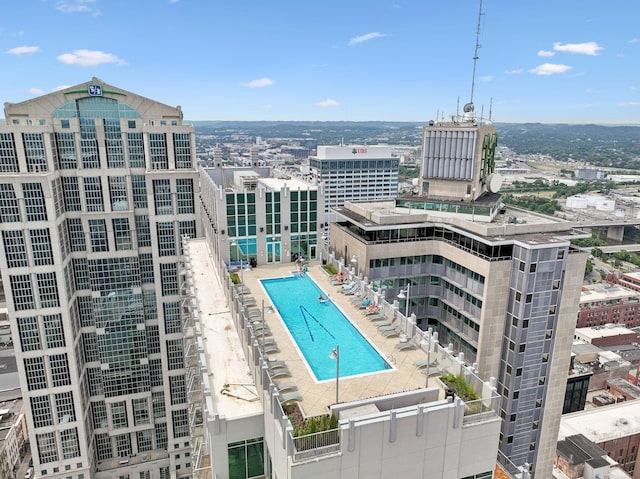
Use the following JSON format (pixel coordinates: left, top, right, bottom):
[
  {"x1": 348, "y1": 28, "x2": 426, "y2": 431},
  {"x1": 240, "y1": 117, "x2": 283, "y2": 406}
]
[{"x1": 261, "y1": 274, "x2": 391, "y2": 381}]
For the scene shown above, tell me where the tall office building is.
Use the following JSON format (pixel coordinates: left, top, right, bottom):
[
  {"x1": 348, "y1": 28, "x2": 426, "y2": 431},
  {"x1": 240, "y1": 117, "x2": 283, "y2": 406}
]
[
  {"x1": 330, "y1": 104, "x2": 587, "y2": 478},
  {"x1": 309, "y1": 145, "x2": 399, "y2": 225},
  {"x1": 0, "y1": 78, "x2": 198, "y2": 479}
]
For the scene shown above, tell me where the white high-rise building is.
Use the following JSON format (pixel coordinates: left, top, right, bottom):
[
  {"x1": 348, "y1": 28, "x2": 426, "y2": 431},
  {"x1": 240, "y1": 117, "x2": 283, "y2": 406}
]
[
  {"x1": 0, "y1": 78, "x2": 199, "y2": 479},
  {"x1": 310, "y1": 145, "x2": 399, "y2": 224}
]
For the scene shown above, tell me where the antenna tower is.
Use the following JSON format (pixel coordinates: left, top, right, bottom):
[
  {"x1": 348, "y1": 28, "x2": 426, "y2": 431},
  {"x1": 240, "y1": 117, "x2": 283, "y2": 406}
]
[{"x1": 468, "y1": 0, "x2": 484, "y2": 108}]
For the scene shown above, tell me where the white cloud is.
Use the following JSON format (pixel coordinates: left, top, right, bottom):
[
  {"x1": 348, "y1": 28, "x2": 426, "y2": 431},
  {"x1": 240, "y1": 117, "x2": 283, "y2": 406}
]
[
  {"x1": 241, "y1": 78, "x2": 274, "y2": 88},
  {"x1": 56, "y1": 0, "x2": 101, "y2": 15},
  {"x1": 504, "y1": 69, "x2": 523, "y2": 75},
  {"x1": 6, "y1": 46, "x2": 40, "y2": 55},
  {"x1": 316, "y1": 99, "x2": 340, "y2": 108},
  {"x1": 28, "y1": 88, "x2": 45, "y2": 95},
  {"x1": 479, "y1": 75, "x2": 492, "y2": 82},
  {"x1": 529, "y1": 63, "x2": 572, "y2": 75},
  {"x1": 57, "y1": 49, "x2": 125, "y2": 66},
  {"x1": 618, "y1": 102, "x2": 640, "y2": 107},
  {"x1": 349, "y1": 32, "x2": 388, "y2": 46},
  {"x1": 630, "y1": 38, "x2": 639, "y2": 43},
  {"x1": 537, "y1": 50, "x2": 555, "y2": 57},
  {"x1": 553, "y1": 42, "x2": 603, "y2": 56}
]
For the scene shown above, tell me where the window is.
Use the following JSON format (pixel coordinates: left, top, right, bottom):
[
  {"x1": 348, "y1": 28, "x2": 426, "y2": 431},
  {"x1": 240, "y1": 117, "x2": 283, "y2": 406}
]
[
  {"x1": 113, "y1": 218, "x2": 132, "y2": 251},
  {"x1": 155, "y1": 423, "x2": 168, "y2": 451},
  {"x1": 135, "y1": 215, "x2": 151, "y2": 248},
  {"x1": 530, "y1": 263, "x2": 537, "y2": 273},
  {"x1": 157, "y1": 222, "x2": 176, "y2": 256},
  {"x1": 516, "y1": 368, "x2": 523, "y2": 376},
  {"x1": 25, "y1": 357, "x2": 47, "y2": 390},
  {"x1": 0, "y1": 132, "x2": 19, "y2": 172},
  {"x1": 31, "y1": 395, "x2": 53, "y2": 428},
  {"x1": 131, "y1": 175, "x2": 147, "y2": 208},
  {"x1": 133, "y1": 398, "x2": 150, "y2": 425},
  {"x1": 140, "y1": 253, "x2": 154, "y2": 284},
  {"x1": 169, "y1": 374, "x2": 186, "y2": 404},
  {"x1": 84, "y1": 177, "x2": 104, "y2": 212},
  {"x1": 36, "y1": 432, "x2": 58, "y2": 463},
  {"x1": 60, "y1": 428, "x2": 80, "y2": 459},
  {"x1": 30, "y1": 229, "x2": 54, "y2": 266},
  {"x1": 67, "y1": 218, "x2": 86, "y2": 252},
  {"x1": 0, "y1": 184, "x2": 21, "y2": 222},
  {"x1": 95, "y1": 433, "x2": 112, "y2": 461},
  {"x1": 109, "y1": 176, "x2": 129, "y2": 210},
  {"x1": 176, "y1": 179, "x2": 194, "y2": 213},
  {"x1": 519, "y1": 344, "x2": 526, "y2": 353},
  {"x1": 44, "y1": 314, "x2": 65, "y2": 348},
  {"x1": 11, "y1": 274, "x2": 34, "y2": 311},
  {"x1": 89, "y1": 219, "x2": 108, "y2": 252},
  {"x1": 3, "y1": 230, "x2": 28, "y2": 268},
  {"x1": 137, "y1": 430, "x2": 153, "y2": 452},
  {"x1": 17, "y1": 316, "x2": 41, "y2": 351},
  {"x1": 55, "y1": 132, "x2": 76, "y2": 169},
  {"x1": 37, "y1": 272, "x2": 60, "y2": 308},
  {"x1": 153, "y1": 179, "x2": 172, "y2": 215},
  {"x1": 149, "y1": 358, "x2": 163, "y2": 386},
  {"x1": 172, "y1": 409, "x2": 189, "y2": 438},
  {"x1": 149, "y1": 133, "x2": 168, "y2": 169},
  {"x1": 23, "y1": 133, "x2": 47, "y2": 172},
  {"x1": 115, "y1": 434, "x2": 132, "y2": 458},
  {"x1": 92, "y1": 401, "x2": 107, "y2": 429},
  {"x1": 111, "y1": 402, "x2": 128, "y2": 429},
  {"x1": 23, "y1": 182, "x2": 48, "y2": 221},
  {"x1": 104, "y1": 119, "x2": 124, "y2": 168},
  {"x1": 167, "y1": 340, "x2": 184, "y2": 371},
  {"x1": 127, "y1": 133, "x2": 145, "y2": 168},
  {"x1": 228, "y1": 438, "x2": 265, "y2": 479},
  {"x1": 160, "y1": 263, "x2": 178, "y2": 296},
  {"x1": 152, "y1": 392, "x2": 165, "y2": 418},
  {"x1": 525, "y1": 293, "x2": 533, "y2": 303},
  {"x1": 164, "y1": 302, "x2": 181, "y2": 334},
  {"x1": 61, "y1": 119, "x2": 70, "y2": 129},
  {"x1": 49, "y1": 353, "x2": 71, "y2": 387},
  {"x1": 174, "y1": 133, "x2": 192, "y2": 168}
]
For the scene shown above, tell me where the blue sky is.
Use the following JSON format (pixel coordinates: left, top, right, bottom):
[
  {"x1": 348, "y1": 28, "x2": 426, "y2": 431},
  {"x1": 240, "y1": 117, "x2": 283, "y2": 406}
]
[{"x1": 1, "y1": 0, "x2": 639, "y2": 124}]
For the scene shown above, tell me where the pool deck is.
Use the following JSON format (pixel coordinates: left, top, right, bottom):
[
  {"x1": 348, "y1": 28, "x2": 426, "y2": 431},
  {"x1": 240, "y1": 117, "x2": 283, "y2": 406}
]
[{"x1": 188, "y1": 238, "x2": 438, "y2": 419}]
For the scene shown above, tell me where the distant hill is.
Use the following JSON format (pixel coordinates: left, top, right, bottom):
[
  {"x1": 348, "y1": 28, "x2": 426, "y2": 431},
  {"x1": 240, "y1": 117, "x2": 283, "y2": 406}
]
[{"x1": 190, "y1": 121, "x2": 640, "y2": 169}]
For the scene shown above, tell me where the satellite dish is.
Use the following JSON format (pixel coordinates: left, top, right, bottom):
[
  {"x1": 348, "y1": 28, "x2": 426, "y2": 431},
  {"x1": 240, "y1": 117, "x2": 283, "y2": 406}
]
[
  {"x1": 463, "y1": 102, "x2": 475, "y2": 113},
  {"x1": 487, "y1": 173, "x2": 503, "y2": 193}
]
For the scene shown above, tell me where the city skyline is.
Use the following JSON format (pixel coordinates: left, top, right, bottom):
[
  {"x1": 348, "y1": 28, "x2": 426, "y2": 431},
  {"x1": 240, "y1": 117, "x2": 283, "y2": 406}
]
[{"x1": 1, "y1": 0, "x2": 640, "y2": 125}]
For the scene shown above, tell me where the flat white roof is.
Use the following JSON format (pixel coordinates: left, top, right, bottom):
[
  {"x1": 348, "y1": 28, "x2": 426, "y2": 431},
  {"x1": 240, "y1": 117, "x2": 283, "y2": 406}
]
[
  {"x1": 559, "y1": 399, "x2": 640, "y2": 443},
  {"x1": 575, "y1": 325, "x2": 637, "y2": 340},
  {"x1": 259, "y1": 177, "x2": 317, "y2": 191},
  {"x1": 187, "y1": 239, "x2": 263, "y2": 419},
  {"x1": 580, "y1": 284, "x2": 640, "y2": 304}
]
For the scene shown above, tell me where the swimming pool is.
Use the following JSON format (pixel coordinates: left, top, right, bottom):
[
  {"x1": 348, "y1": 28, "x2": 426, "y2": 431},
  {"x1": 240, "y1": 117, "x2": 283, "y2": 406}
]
[{"x1": 261, "y1": 274, "x2": 391, "y2": 381}]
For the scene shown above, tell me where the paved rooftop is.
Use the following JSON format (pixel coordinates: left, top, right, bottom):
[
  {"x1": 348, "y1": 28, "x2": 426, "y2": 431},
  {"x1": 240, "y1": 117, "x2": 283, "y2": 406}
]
[{"x1": 187, "y1": 238, "x2": 440, "y2": 419}]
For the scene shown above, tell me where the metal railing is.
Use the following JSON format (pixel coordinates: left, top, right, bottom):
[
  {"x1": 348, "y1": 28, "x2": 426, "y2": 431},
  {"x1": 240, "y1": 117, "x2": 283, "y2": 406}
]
[{"x1": 291, "y1": 428, "x2": 341, "y2": 462}]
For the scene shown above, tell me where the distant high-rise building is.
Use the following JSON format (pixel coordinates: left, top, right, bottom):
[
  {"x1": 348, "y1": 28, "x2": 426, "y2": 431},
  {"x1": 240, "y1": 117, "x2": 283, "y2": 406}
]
[
  {"x1": 310, "y1": 145, "x2": 399, "y2": 224},
  {"x1": 0, "y1": 78, "x2": 199, "y2": 479}
]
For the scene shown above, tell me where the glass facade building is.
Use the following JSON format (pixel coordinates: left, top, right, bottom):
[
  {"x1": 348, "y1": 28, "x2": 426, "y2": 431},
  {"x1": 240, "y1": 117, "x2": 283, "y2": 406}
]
[{"x1": 0, "y1": 79, "x2": 199, "y2": 479}]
